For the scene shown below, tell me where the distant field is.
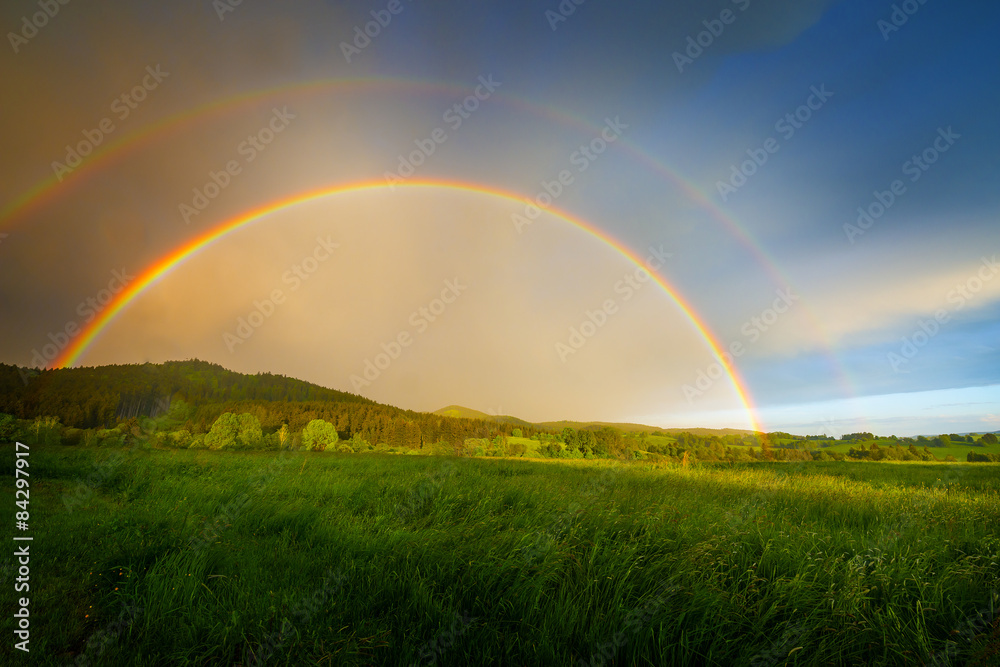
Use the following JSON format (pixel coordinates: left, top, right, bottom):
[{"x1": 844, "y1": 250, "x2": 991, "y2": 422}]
[
  {"x1": 3, "y1": 446, "x2": 999, "y2": 665},
  {"x1": 504, "y1": 434, "x2": 682, "y2": 458},
  {"x1": 500, "y1": 434, "x2": 1000, "y2": 462},
  {"x1": 646, "y1": 433, "x2": 679, "y2": 448},
  {"x1": 505, "y1": 435, "x2": 544, "y2": 457},
  {"x1": 818, "y1": 440, "x2": 1000, "y2": 460}
]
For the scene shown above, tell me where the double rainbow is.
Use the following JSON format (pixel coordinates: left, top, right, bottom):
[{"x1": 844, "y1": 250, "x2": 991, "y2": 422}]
[
  {"x1": 0, "y1": 76, "x2": 843, "y2": 432},
  {"x1": 51, "y1": 179, "x2": 763, "y2": 433}
]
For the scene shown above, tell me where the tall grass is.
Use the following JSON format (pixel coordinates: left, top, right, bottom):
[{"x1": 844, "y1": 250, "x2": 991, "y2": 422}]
[{"x1": 2, "y1": 446, "x2": 998, "y2": 665}]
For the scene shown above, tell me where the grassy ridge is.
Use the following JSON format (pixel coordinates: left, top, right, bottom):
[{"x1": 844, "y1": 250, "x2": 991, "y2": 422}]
[{"x1": 3, "y1": 447, "x2": 999, "y2": 665}]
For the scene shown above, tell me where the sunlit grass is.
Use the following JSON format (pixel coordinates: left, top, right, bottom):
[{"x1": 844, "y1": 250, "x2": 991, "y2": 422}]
[{"x1": 3, "y1": 446, "x2": 998, "y2": 665}]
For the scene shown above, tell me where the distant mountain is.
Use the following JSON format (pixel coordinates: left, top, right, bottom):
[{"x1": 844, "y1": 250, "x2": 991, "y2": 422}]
[
  {"x1": 435, "y1": 406, "x2": 755, "y2": 436},
  {"x1": 536, "y1": 420, "x2": 755, "y2": 437},
  {"x1": 433, "y1": 405, "x2": 535, "y2": 428}
]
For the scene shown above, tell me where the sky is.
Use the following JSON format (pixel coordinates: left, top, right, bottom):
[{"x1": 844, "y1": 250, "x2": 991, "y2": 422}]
[{"x1": 1, "y1": 0, "x2": 998, "y2": 436}]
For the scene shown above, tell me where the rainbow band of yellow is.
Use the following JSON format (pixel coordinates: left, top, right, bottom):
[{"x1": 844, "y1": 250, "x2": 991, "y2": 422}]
[{"x1": 52, "y1": 179, "x2": 762, "y2": 433}]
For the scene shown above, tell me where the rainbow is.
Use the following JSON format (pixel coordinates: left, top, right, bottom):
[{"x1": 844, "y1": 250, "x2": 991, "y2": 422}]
[
  {"x1": 52, "y1": 179, "x2": 763, "y2": 433},
  {"x1": 0, "y1": 77, "x2": 588, "y2": 229},
  {"x1": 6, "y1": 76, "x2": 854, "y2": 430},
  {"x1": 619, "y1": 139, "x2": 859, "y2": 401},
  {"x1": 0, "y1": 74, "x2": 806, "y2": 302},
  {"x1": 1, "y1": 75, "x2": 854, "y2": 394}
]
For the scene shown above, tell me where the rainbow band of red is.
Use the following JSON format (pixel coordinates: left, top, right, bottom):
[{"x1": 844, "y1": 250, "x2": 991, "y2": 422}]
[{"x1": 53, "y1": 179, "x2": 762, "y2": 433}]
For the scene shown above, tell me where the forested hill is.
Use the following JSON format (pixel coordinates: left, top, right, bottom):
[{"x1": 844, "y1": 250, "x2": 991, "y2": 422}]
[
  {"x1": 0, "y1": 360, "x2": 373, "y2": 428},
  {"x1": 0, "y1": 360, "x2": 547, "y2": 448}
]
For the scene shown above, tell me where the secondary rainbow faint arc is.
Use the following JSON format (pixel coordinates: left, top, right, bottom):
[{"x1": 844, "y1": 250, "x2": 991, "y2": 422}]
[
  {"x1": 0, "y1": 73, "x2": 805, "y2": 294},
  {"x1": 0, "y1": 78, "x2": 473, "y2": 228},
  {"x1": 52, "y1": 179, "x2": 763, "y2": 433}
]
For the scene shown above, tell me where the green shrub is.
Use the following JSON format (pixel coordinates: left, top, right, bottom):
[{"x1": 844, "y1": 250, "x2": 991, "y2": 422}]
[
  {"x1": 0, "y1": 413, "x2": 20, "y2": 442},
  {"x1": 205, "y1": 413, "x2": 262, "y2": 450},
  {"x1": 302, "y1": 419, "x2": 339, "y2": 451},
  {"x1": 95, "y1": 428, "x2": 124, "y2": 447},
  {"x1": 350, "y1": 434, "x2": 372, "y2": 452},
  {"x1": 27, "y1": 416, "x2": 61, "y2": 445},
  {"x1": 62, "y1": 427, "x2": 84, "y2": 446}
]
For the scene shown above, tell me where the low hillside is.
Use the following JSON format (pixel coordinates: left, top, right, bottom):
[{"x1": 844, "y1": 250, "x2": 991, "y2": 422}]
[
  {"x1": 433, "y1": 405, "x2": 535, "y2": 428},
  {"x1": 436, "y1": 406, "x2": 756, "y2": 436}
]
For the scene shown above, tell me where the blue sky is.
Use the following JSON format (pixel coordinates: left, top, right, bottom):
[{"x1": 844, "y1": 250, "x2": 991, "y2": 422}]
[{"x1": 0, "y1": 0, "x2": 997, "y2": 435}]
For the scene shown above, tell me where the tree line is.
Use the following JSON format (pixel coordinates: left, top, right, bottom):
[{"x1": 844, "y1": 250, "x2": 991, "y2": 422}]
[{"x1": 1, "y1": 360, "x2": 997, "y2": 464}]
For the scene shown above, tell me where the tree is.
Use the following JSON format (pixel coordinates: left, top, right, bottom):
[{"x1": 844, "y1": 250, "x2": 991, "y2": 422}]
[
  {"x1": 30, "y1": 416, "x2": 61, "y2": 445},
  {"x1": 166, "y1": 398, "x2": 193, "y2": 423},
  {"x1": 389, "y1": 419, "x2": 407, "y2": 450},
  {"x1": 302, "y1": 419, "x2": 338, "y2": 451},
  {"x1": 579, "y1": 430, "x2": 601, "y2": 456},
  {"x1": 350, "y1": 432, "x2": 370, "y2": 451},
  {"x1": 205, "y1": 412, "x2": 262, "y2": 450},
  {"x1": 205, "y1": 412, "x2": 237, "y2": 449},
  {"x1": 0, "y1": 413, "x2": 19, "y2": 442},
  {"x1": 760, "y1": 434, "x2": 773, "y2": 460},
  {"x1": 236, "y1": 413, "x2": 262, "y2": 449},
  {"x1": 404, "y1": 421, "x2": 422, "y2": 449},
  {"x1": 981, "y1": 433, "x2": 998, "y2": 445},
  {"x1": 595, "y1": 427, "x2": 626, "y2": 458},
  {"x1": 542, "y1": 442, "x2": 562, "y2": 458}
]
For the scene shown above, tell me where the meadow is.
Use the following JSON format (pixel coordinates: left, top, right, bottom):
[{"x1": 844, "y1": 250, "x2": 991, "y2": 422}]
[{"x1": 2, "y1": 445, "x2": 999, "y2": 666}]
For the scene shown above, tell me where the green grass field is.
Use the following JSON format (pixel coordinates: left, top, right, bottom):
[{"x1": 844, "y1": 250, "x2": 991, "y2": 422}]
[{"x1": 3, "y1": 445, "x2": 999, "y2": 665}]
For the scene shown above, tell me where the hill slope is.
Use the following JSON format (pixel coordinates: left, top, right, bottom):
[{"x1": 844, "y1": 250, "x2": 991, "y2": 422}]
[
  {"x1": 0, "y1": 359, "x2": 374, "y2": 428},
  {"x1": 537, "y1": 420, "x2": 755, "y2": 436},
  {"x1": 433, "y1": 405, "x2": 535, "y2": 428},
  {"x1": 435, "y1": 405, "x2": 756, "y2": 436},
  {"x1": 0, "y1": 361, "x2": 550, "y2": 448}
]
